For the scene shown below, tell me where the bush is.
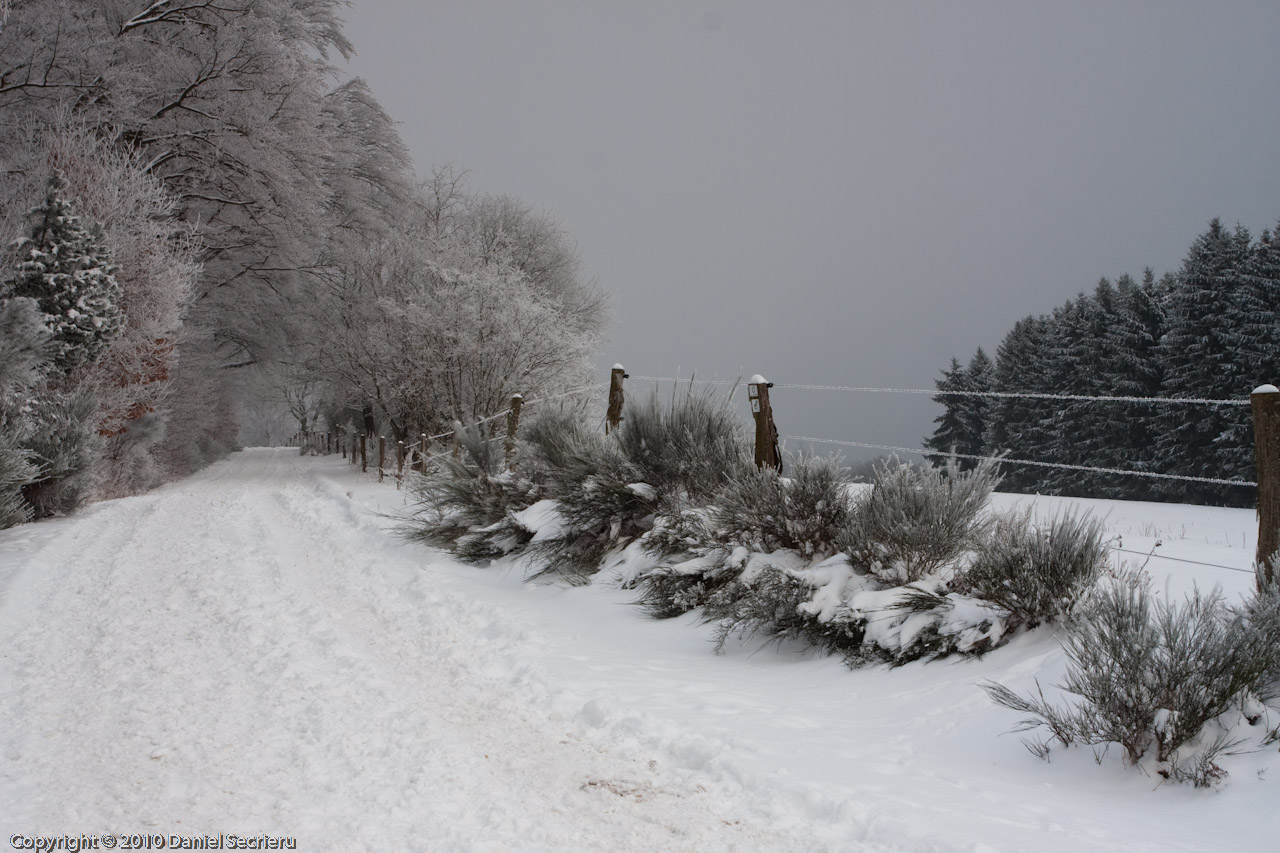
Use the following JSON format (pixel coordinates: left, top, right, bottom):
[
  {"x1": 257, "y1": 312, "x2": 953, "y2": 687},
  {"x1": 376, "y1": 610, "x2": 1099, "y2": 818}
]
[
  {"x1": 958, "y1": 508, "x2": 1109, "y2": 628},
  {"x1": 634, "y1": 454, "x2": 852, "y2": 619},
  {"x1": 400, "y1": 426, "x2": 541, "y2": 560},
  {"x1": 841, "y1": 584, "x2": 1009, "y2": 668},
  {"x1": 714, "y1": 454, "x2": 852, "y2": 559},
  {"x1": 705, "y1": 563, "x2": 866, "y2": 656},
  {"x1": 842, "y1": 457, "x2": 998, "y2": 584},
  {"x1": 611, "y1": 387, "x2": 752, "y2": 508},
  {"x1": 984, "y1": 572, "x2": 1274, "y2": 777},
  {"x1": 0, "y1": 426, "x2": 39, "y2": 529},
  {"x1": 524, "y1": 389, "x2": 752, "y2": 584},
  {"x1": 20, "y1": 388, "x2": 98, "y2": 518}
]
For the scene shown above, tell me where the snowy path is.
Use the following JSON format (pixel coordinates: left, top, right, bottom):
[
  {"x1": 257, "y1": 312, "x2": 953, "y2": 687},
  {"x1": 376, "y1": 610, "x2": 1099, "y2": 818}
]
[
  {"x1": 0, "y1": 450, "x2": 842, "y2": 851},
  {"x1": 2, "y1": 449, "x2": 1277, "y2": 851}
]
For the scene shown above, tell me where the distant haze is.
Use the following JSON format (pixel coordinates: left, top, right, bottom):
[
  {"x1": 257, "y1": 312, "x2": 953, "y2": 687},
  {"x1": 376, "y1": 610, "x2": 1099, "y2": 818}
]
[{"x1": 341, "y1": 1, "x2": 1280, "y2": 459}]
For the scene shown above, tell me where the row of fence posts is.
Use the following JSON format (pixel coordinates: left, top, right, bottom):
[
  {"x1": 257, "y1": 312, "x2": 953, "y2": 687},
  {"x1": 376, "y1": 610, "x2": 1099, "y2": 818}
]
[
  {"x1": 287, "y1": 373, "x2": 1280, "y2": 590},
  {"x1": 284, "y1": 370, "x2": 781, "y2": 490}
]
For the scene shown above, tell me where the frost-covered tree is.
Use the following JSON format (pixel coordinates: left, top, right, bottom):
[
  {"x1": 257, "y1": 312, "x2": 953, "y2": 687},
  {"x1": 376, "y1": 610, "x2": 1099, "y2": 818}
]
[
  {"x1": 0, "y1": 297, "x2": 50, "y2": 527},
  {"x1": 305, "y1": 174, "x2": 607, "y2": 442},
  {"x1": 5, "y1": 172, "x2": 122, "y2": 375}
]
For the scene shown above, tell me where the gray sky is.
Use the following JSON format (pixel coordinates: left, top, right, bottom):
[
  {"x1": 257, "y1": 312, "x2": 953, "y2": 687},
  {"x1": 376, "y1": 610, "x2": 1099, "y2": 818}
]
[{"x1": 340, "y1": 0, "x2": 1280, "y2": 458}]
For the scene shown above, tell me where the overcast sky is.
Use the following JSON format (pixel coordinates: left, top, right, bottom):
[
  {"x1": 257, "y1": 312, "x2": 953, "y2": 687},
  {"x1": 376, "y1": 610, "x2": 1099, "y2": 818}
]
[{"x1": 340, "y1": 0, "x2": 1280, "y2": 459}]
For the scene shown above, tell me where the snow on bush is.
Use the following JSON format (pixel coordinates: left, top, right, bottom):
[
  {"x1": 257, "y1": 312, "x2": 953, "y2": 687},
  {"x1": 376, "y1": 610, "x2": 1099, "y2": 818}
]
[
  {"x1": 636, "y1": 454, "x2": 851, "y2": 619},
  {"x1": 983, "y1": 571, "x2": 1280, "y2": 785},
  {"x1": 400, "y1": 425, "x2": 542, "y2": 561},
  {"x1": 841, "y1": 457, "x2": 998, "y2": 584},
  {"x1": 957, "y1": 508, "x2": 1109, "y2": 628}
]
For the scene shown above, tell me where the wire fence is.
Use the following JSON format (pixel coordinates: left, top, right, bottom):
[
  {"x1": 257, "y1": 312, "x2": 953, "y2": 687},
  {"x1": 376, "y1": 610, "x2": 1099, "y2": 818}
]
[
  {"x1": 630, "y1": 370, "x2": 1266, "y2": 579},
  {"x1": 780, "y1": 434, "x2": 1256, "y2": 488},
  {"x1": 293, "y1": 366, "x2": 1267, "y2": 579},
  {"x1": 633, "y1": 374, "x2": 1252, "y2": 407}
]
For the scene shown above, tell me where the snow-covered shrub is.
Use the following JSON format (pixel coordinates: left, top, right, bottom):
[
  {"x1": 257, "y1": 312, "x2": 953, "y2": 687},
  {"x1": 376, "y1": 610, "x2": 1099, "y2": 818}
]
[
  {"x1": 526, "y1": 444, "x2": 654, "y2": 583},
  {"x1": 400, "y1": 426, "x2": 541, "y2": 562},
  {"x1": 714, "y1": 455, "x2": 852, "y2": 558},
  {"x1": 840, "y1": 583, "x2": 1009, "y2": 668},
  {"x1": 842, "y1": 458, "x2": 998, "y2": 584},
  {"x1": 524, "y1": 391, "x2": 752, "y2": 584},
  {"x1": 1239, "y1": 569, "x2": 1280, "y2": 689},
  {"x1": 705, "y1": 561, "x2": 866, "y2": 656},
  {"x1": 636, "y1": 455, "x2": 852, "y2": 619},
  {"x1": 0, "y1": 427, "x2": 39, "y2": 529},
  {"x1": 0, "y1": 296, "x2": 50, "y2": 528},
  {"x1": 611, "y1": 388, "x2": 752, "y2": 508},
  {"x1": 958, "y1": 508, "x2": 1108, "y2": 628},
  {"x1": 19, "y1": 388, "x2": 98, "y2": 518},
  {"x1": 984, "y1": 572, "x2": 1275, "y2": 779}
]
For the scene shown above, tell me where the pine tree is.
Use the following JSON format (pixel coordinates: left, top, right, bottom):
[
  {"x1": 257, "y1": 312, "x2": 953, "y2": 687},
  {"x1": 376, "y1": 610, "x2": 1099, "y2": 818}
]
[
  {"x1": 0, "y1": 297, "x2": 50, "y2": 528},
  {"x1": 1097, "y1": 271, "x2": 1166, "y2": 499},
  {"x1": 960, "y1": 347, "x2": 995, "y2": 462},
  {"x1": 924, "y1": 357, "x2": 971, "y2": 465},
  {"x1": 987, "y1": 315, "x2": 1053, "y2": 492},
  {"x1": 5, "y1": 172, "x2": 122, "y2": 375},
  {"x1": 1154, "y1": 219, "x2": 1254, "y2": 505}
]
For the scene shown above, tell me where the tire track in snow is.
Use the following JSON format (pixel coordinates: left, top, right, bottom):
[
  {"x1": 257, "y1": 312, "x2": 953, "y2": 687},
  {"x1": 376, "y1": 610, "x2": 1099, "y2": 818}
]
[{"x1": 1, "y1": 450, "x2": 858, "y2": 851}]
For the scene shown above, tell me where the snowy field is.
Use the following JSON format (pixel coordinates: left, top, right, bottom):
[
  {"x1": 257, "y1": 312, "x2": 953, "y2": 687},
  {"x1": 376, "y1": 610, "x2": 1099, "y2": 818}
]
[{"x1": 1, "y1": 448, "x2": 1276, "y2": 851}]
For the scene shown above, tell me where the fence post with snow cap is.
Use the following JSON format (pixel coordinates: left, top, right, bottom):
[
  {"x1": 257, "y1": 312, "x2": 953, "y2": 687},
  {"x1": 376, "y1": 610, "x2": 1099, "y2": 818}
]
[
  {"x1": 505, "y1": 394, "x2": 523, "y2": 471},
  {"x1": 606, "y1": 365, "x2": 627, "y2": 434},
  {"x1": 748, "y1": 375, "x2": 781, "y2": 472},
  {"x1": 1253, "y1": 384, "x2": 1280, "y2": 587},
  {"x1": 452, "y1": 420, "x2": 464, "y2": 460},
  {"x1": 378, "y1": 435, "x2": 386, "y2": 483}
]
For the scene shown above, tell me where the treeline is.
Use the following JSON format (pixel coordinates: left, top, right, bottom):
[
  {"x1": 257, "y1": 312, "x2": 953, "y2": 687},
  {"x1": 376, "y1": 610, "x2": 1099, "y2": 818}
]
[
  {"x1": 0, "y1": 2, "x2": 604, "y2": 528},
  {"x1": 926, "y1": 218, "x2": 1280, "y2": 507}
]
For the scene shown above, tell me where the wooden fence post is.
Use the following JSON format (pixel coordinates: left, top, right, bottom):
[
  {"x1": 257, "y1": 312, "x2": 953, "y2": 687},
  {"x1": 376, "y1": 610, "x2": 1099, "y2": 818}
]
[
  {"x1": 452, "y1": 420, "x2": 463, "y2": 460},
  {"x1": 419, "y1": 433, "x2": 428, "y2": 471},
  {"x1": 326, "y1": 432, "x2": 331, "y2": 454},
  {"x1": 1253, "y1": 384, "x2": 1280, "y2": 588},
  {"x1": 505, "y1": 394, "x2": 523, "y2": 471},
  {"x1": 360, "y1": 433, "x2": 367, "y2": 473},
  {"x1": 606, "y1": 364, "x2": 627, "y2": 434},
  {"x1": 747, "y1": 374, "x2": 781, "y2": 472},
  {"x1": 378, "y1": 435, "x2": 386, "y2": 483},
  {"x1": 396, "y1": 440, "x2": 405, "y2": 488}
]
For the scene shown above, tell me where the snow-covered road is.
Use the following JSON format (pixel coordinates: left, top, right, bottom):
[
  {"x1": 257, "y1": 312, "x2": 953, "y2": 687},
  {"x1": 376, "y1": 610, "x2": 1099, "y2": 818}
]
[
  {"x1": 0, "y1": 450, "x2": 840, "y2": 851},
  {"x1": 2, "y1": 449, "x2": 1276, "y2": 851}
]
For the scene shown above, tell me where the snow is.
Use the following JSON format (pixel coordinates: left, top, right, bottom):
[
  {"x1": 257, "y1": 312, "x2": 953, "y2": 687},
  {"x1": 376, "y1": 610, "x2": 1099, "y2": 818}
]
[
  {"x1": 1253, "y1": 384, "x2": 1279, "y2": 395},
  {"x1": 2, "y1": 449, "x2": 1278, "y2": 851},
  {"x1": 749, "y1": 374, "x2": 767, "y2": 385}
]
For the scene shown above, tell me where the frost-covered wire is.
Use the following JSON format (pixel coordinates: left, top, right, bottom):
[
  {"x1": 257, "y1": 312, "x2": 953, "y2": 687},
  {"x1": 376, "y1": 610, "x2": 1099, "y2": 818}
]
[
  {"x1": 632, "y1": 375, "x2": 1249, "y2": 406},
  {"x1": 402, "y1": 384, "x2": 601, "y2": 446},
  {"x1": 774, "y1": 383, "x2": 1250, "y2": 407},
  {"x1": 522, "y1": 384, "x2": 604, "y2": 407},
  {"x1": 630, "y1": 375, "x2": 740, "y2": 387},
  {"x1": 780, "y1": 434, "x2": 1257, "y2": 488},
  {"x1": 1110, "y1": 546, "x2": 1254, "y2": 575}
]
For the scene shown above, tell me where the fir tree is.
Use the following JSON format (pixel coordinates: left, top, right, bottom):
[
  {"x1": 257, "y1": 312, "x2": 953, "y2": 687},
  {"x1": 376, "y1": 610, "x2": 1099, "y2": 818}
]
[
  {"x1": 1154, "y1": 219, "x2": 1255, "y2": 505},
  {"x1": 924, "y1": 357, "x2": 972, "y2": 465},
  {"x1": 987, "y1": 316, "x2": 1053, "y2": 492},
  {"x1": 962, "y1": 348, "x2": 995, "y2": 462},
  {"x1": 4, "y1": 172, "x2": 122, "y2": 375},
  {"x1": 1097, "y1": 271, "x2": 1167, "y2": 500}
]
